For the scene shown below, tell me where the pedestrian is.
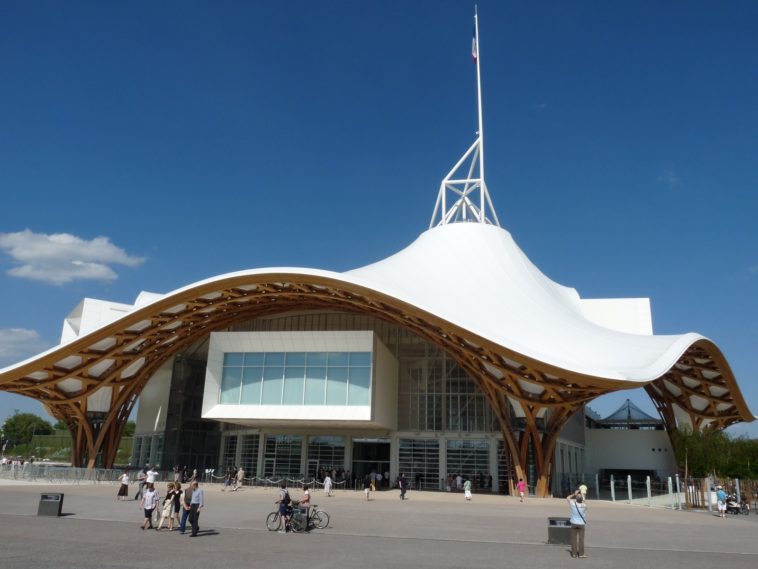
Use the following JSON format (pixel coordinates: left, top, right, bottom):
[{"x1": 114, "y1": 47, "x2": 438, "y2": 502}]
[
  {"x1": 134, "y1": 466, "x2": 147, "y2": 501},
  {"x1": 414, "y1": 472, "x2": 422, "y2": 492},
  {"x1": 233, "y1": 467, "x2": 245, "y2": 491},
  {"x1": 155, "y1": 482, "x2": 177, "y2": 531},
  {"x1": 567, "y1": 489, "x2": 587, "y2": 558},
  {"x1": 464, "y1": 477, "x2": 472, "y2": 501},
  {"x1": 275, "y1": 481, "x2": 291, "y2": 533},
  {"x1": 140, "y1": 483, "x2": 160, "y2": 530},
  {"x1": 517, "y1": 478, "x2": 527, "y2": 502},
  {"x1": 716, "y1": 485, "x2": 727, "y2": 519},
  {"x1": 146, "y1": 464, "x2": 159, "y2": 485},
  {"x1": 117, "y1": 469, "x2": 130, "y2": 501},
  {"x1": 178, "y1": 481, "x2": 193, "y2": 534},
  {"x1": 363, "y1": 474, "x2": 371, "y2": 501},
  {"x1": 399, "y1": 473, "x2": 408, "y2": 500},
  {"x1": 172, "y1": 482, "x2": 183, "y2": 528},
  {"x1": 188, "y1": 480, "x2": 204, "y2": 537},
  {"x1": 323, "y1": 473, "x2": 333, "y2": 497}
]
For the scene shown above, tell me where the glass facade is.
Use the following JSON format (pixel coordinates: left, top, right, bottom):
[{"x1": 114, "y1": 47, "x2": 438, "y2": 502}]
[
  {"x1": 398, "y1": 343, "x2": 496, "y2": 433},
  {"x1": 263, "y1": 435, "x2": 303, "y2": 477},
  {"x1": 220, "y1": 351, "x2": 371, "y2": 406},
  {"x1": 497, "y1": 439, "x2": 516, "y2": 494},
  {"x1": 306, "y1": 436, "x2": 345, "y2": 478},
  {"x1": 239, "y1": 434, "x2": 260, "y2": 474},
  {"x1": 445, "y1": 439, "x2": 489, "y2": 480},
  {"x1": 221, "y1": 435, "x2": 237, "y2": 468},
  {"x1": 398, "y1": 438, "x2": 440, "y2": 490}
]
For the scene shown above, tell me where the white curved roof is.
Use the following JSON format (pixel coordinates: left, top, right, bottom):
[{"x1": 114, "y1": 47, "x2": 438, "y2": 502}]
[{"x1": 345, "y1": 222, "x2": 699, "y2": 383}]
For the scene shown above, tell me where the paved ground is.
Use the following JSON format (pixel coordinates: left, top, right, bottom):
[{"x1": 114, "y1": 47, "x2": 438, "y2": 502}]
[{"x1": 1, "y1": 480, "x2": 756, "y2": 569}]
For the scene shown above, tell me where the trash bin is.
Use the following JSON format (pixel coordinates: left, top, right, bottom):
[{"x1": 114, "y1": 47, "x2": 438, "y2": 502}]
[
  {"x1": 547, "y1": 516, "x2": 571, "y2": 545},
  {"x1": 38, "y1": 493, "x2": 64, "y2": 517}
]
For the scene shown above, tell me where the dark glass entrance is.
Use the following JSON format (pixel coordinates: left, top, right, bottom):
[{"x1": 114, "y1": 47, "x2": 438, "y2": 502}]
[{"x1": 352, "y1": 438, "x2": 391, "y2": 488}]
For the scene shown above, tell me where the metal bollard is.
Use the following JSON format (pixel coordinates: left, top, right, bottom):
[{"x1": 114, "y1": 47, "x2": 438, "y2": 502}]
[
  {"x1": 646, "y1": 476, "x2": 651, "y2": 507},
  {"x1": 706, "y1": 476, "x2": 713, "y2": 513},
  {"x1": 675, "y1": 474, "x2": 682, "y2": 510},
  {"x1": 610, "y1": 475, "x2": 616, "y2": 502},
  {"x1": 595, "y1": 473, "x2": 599, "y2": 500},
  {"x1": 627, "y1": 474, "x2": 632, "y2": 504},
  {"x1": 668, "y1": 476, "x2": 674, "y2": 509}
]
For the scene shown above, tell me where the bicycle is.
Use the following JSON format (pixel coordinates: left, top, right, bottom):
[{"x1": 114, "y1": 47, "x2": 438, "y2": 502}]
[{"x1": 266, "y1": 503, "x2": 329, "y2": 532}]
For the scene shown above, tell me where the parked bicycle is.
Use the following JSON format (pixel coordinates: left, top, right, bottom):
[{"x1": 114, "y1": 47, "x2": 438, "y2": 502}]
[{"x1": 266, "y1": 502, "x2": 330, "y2": 532}]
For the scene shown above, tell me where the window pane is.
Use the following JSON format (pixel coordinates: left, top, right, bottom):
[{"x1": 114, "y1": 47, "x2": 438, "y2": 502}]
[
  {"x1": 326, "y1": 366, "x2": 347, "y2": 404},
  {"x1": 261, "y1": 366, "x2": 283, "y2": 404},
  {"x1": 241, "y1": 366, "x2": 262, "y2": 404},
  {"x1": 244, "y1": 352, "x2": 264, "y2": 366},
  {"x1": 283, "y1": 366, "x2": 305, "y2": 405},
  {"x1": 328, "y1": 352, "x2": 349, "y2": 366},
  {"x1": 307, "y1": 352, "x2": 327, "y2": 366},
  {"x1": 224, "y1": 352, "x2": 244, "y2": 366},
  {"x1": 286, "y1": 352, "x2": 306, "y2": 366},
  {"x1": 350, "y1": 352, "x2": 371, "y2": 366},
  {"x1": 348, "y1": 366, "x2": 371, "y2": 406},
  {"x1": 304, "y1": 366, "x2": 326, "y2": 405},
  {"x1": 265, "y1": 352, "x2": 285, "y2": 366},
  {"x1": 220, "y1": 367, "x2": 242, "y2": 404}
]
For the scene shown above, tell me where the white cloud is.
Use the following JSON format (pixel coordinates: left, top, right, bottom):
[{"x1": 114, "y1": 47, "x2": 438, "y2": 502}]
[
  {"x1": 0, "y1": 229, "x2": 145, "y2": 285},
  {"x1": 0, "y1": 328, "x2": 51, "y2": 367}
]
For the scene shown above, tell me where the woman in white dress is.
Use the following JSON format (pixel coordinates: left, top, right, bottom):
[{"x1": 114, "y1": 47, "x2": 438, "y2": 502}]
[{"x1": 323, "y1": 474, "x2": 333, "y2": 497}]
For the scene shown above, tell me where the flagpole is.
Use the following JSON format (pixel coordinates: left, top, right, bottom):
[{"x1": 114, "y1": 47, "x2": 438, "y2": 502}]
[{"x1": 474, "y1": 6, "x2": 485, "y2": 219}]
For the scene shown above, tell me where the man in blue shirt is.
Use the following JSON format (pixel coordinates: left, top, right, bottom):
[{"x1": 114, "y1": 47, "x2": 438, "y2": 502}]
[
  {"x1": 716, "y1": 485, "x2": 727, "y2": 519},
  {"x1": 188, "y1": 481, "x2": 204, "y2": 537}
]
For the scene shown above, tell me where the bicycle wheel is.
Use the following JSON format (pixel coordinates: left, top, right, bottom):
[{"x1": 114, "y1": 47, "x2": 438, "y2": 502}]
[
  {"x1": 289, "y1": 516, "x2": 305, "y2": 533},
  {"x1": 741, "y1": 504, "x2": 750, "y2": 516},
  {"x1": 266, "y1": 512, "x2": 280, "y2": 531},
  {"x1": 311, "y1": 510, "x2": 329, "y2": 529}
]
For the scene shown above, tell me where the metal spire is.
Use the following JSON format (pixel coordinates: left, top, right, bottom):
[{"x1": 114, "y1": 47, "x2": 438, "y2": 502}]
[{"x1": 430, "y1": 6, "x2": 500, "y2": 228}]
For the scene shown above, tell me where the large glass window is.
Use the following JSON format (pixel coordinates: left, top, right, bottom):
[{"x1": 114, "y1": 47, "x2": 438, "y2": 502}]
[
  {"x1": 221, "y1": 435, "x2": 237, "y2": 468},
  {"x1": 497, "y1": 440, "x2": 515, "y2": 495},
  {"x1": 398, "y1": 438, "x2": 440, "y2": 490},
  {"x1": 239, "y1": 434, "x2": 260, "y2": 475},
  {"x1": 220, "y1": 351, "x2": 371, "y2": 407},
  {"x1": 263, "y1": 435, "x2": 303, "y2": 478},
  {"x1": 307, "y1": 436, "x2": 345, "y2": 479},
  {"x1": 446, "y1": 439, "x2": 489, "y2": 481}
]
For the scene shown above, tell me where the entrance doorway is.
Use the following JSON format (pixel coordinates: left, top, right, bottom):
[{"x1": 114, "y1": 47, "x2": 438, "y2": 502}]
[{"x1": 352, "y1": 438, "x2": 391, "y2": 488}]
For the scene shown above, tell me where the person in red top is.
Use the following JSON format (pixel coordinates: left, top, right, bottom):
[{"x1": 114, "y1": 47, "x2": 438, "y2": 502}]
[{"x1": 516, "y1": 478, "x2": 527, "y2": 502}]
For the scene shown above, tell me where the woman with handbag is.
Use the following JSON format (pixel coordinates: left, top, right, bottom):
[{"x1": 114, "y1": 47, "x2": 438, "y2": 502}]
[{"x1": 155, "y1": 482, "x2": 178, "y2": 531}]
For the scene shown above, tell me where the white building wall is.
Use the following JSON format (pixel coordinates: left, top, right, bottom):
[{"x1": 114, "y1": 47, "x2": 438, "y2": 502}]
[
  {"x1": 372, "y1": 334, "x2": 398, "y2": 429},
  {"x1": 585, "y1": 429, "x2": 677, "y2": 478},
  {"x1": 134, "y1": 359, "x2": 174, "y2": 435}
]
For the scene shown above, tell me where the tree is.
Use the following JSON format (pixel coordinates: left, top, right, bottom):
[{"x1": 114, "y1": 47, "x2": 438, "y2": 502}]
[
  {"x1": 123, "y1": 421, "x2": 136, "y2": 437},
  {"x1": 2, "y1": 412, "x2": 53, "y2": 447}
]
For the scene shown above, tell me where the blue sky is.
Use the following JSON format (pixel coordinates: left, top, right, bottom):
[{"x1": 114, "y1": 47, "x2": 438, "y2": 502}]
[{"x1": 1, "y1": 1, "x2": 756, "y2": 435}]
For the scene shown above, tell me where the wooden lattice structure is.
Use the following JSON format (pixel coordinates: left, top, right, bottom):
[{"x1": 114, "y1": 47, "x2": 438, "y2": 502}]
[{"x1": 0, "y1": 274, "x2": 754, "y2": 496}]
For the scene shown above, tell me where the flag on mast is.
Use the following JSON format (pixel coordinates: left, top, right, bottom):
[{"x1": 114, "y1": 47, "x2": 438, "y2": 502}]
[{"x1": 472, "y1": 26, "x2": 478, "y2": 63}]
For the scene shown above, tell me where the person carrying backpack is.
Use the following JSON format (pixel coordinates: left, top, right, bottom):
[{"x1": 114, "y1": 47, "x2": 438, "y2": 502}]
[{"x1": 276, "y1": 481, "x2": 291, "y2": 533}]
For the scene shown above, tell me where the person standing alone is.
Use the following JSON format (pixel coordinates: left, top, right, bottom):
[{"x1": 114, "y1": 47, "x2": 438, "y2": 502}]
[
  {"x1": 567, "y1": 490, "x2": 587, "y2": 558},
  {"x1": 516, "y1": 478, "x2": 527, "y2": 502}
]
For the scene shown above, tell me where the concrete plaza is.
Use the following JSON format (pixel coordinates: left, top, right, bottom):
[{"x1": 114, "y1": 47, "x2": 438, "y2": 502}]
[{"x1": 1, "y1": 480, "x2": 756, "y2": 569}]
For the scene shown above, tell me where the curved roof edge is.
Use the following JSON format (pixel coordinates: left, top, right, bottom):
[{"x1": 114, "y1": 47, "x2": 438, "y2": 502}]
[{"x1": 0, "y1": 224, "x2": 753, "y2": 427}]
